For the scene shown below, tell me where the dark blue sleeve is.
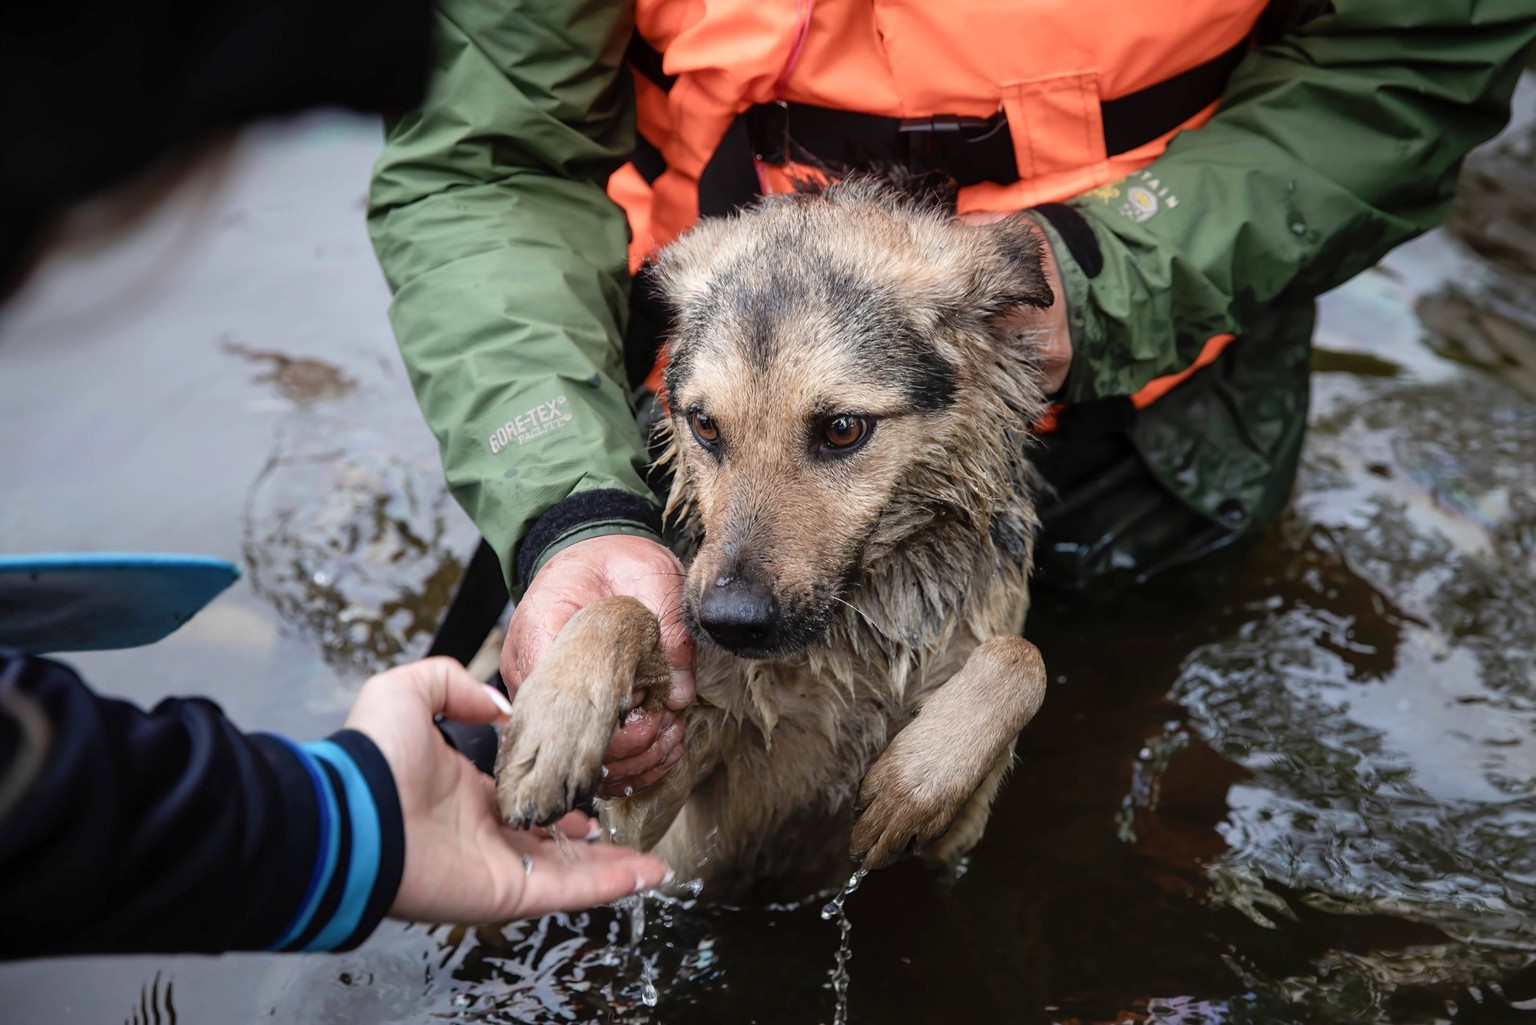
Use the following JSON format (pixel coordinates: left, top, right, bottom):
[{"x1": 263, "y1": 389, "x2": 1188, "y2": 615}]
[{"x1": 0, "y1": 650, "x2": 404, "y2": 958}]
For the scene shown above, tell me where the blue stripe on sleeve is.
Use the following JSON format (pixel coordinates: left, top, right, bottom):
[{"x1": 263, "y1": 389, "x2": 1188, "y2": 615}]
[
  {"x1": 265, "y1": 738, "x2": 340, "y2": 951},
  {"x1": 300, "y1": 740, "x2": 383, "y2": 952}
]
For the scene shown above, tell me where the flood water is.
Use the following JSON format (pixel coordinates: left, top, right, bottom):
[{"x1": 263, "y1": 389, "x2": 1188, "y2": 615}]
[{"x1": 3, "y1": 80, "x2": 1535, "y2": 1023}]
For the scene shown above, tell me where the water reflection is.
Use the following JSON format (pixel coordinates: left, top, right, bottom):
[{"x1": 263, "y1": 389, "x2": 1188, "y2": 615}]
[
  {"x1": 1174, "y1": 371, "x2": 1536, "y2": 1022},
  {"x1": 241, "y1": 403, "x2": 467, "y2": 677}
]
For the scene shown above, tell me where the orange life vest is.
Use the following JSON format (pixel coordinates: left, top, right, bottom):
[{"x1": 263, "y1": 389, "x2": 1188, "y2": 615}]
[{"x1": 612, "y1": 0, "x2": 1266, "y2": 408}]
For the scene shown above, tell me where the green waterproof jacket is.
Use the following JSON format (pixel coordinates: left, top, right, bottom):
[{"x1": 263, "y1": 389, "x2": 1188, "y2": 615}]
[{"x1": 369, "y1": 0, "x2": 1536, "y2": 596}]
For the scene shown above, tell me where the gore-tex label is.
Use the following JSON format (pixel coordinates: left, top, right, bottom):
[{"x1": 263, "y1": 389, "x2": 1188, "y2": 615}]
[{"x1": 489, "y1": 395, "x2": 572, "y2": 453}]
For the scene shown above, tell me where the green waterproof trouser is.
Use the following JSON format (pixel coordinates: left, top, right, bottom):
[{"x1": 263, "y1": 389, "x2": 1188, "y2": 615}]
[
  {"x1": 1030, "y1": 406, "x2": 1271, "y2": 592},
  {"x1": 1030, "y1": 312, "x2": 1310, "y2": 593}
]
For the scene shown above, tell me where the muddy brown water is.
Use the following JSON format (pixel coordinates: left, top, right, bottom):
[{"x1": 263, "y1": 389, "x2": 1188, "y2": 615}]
[{"x1": 3, "y1": 86, "x2": 1536, "y2": 1023}]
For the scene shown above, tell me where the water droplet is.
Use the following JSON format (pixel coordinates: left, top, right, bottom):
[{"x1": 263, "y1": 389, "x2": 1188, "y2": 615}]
[
  {"x1": 820, "y1": 868, "x2": 867, "y2": 920},
  {"x1": 626, "y1": 893, "x2": 646, "y2": 945}
]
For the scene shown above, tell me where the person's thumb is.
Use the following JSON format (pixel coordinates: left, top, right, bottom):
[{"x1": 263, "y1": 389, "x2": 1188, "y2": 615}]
[
  {"x1": 657, "y1": 614, "x2": 696, "y2": 712},
  {"x1": 412, "y1": 656, "x2": 514, "y2": 725}
]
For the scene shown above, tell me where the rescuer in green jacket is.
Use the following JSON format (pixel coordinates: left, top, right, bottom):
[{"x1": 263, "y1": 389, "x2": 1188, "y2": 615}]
[{"x1": 369, "y1": 0, "x2": 1536, "y2": 792}]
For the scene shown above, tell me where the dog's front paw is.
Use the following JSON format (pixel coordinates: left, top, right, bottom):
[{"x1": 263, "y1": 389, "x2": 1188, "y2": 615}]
[
  {"x1": 493, "y1": 688, "x2": 612, "y2": 829},
  {"x1": 852, "y1": 636, "x2": 1044, "y2": 869},
  {"x1": 493, "y1": 596, "x2": 669, "y2": 828},
  {"x1": 851, "y1": 740, "x2": 980, "y2": 870}
]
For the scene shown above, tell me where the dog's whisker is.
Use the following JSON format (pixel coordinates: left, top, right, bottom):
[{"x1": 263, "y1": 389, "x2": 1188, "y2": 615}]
[{"x1": 830, "y1": 595, "x2": 877, "y2": 632}]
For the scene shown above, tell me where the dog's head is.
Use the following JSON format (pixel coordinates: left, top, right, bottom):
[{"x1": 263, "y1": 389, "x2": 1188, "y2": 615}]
[{"x1": 653, "y1": 178, "x2": 1052, "y2": 659}]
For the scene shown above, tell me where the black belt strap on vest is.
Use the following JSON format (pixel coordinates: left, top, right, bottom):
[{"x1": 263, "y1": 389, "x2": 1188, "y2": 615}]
[{"x1": 627, "y1": 34, "x2": 1249, "y2": 205}]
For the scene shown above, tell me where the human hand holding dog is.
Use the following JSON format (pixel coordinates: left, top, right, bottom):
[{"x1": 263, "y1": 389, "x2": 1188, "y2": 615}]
[
  {"x1": 957, "y1": 212, "x2": 1071, "y2": 394},
  {"x1": 344, "y1": 658, "x2": 671, "y2": 924},
  {"x1": 501, "y1": 535, "x2": 694, "y2": 798}
]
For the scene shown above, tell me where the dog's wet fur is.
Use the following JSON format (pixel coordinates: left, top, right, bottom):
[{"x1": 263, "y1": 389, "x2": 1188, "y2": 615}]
[{"x1": 496, "y1": 178, "x2": 1051, "y2": 902}]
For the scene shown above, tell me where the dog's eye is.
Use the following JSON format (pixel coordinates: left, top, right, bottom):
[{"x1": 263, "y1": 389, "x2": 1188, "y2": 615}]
[
  {"x1": 688, "y1": 411, "x2": 720, "y2": 449},
  {"x1": 822, "y1": 415, "x2": 870, "y2": 452}
]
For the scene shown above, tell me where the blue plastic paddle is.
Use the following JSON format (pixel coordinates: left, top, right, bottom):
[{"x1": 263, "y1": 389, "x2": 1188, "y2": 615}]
[{"x1": 0, "y1": 553, "x2": 241, "y2": 653}]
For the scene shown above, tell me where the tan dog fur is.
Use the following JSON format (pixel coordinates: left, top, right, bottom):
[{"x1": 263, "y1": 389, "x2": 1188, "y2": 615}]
[{"x1": 495, "y1": 179, "x2": 1050, "y2": 902}]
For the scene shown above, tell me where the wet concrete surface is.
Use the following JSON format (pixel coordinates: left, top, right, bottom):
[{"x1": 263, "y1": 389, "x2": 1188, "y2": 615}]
[{"x1": 3, "y1": 80, "x2": 1536, "y2": 1023}]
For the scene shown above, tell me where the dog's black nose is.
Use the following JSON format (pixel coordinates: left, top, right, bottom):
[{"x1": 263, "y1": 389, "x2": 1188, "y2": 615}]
[{"x1": 697, "y1": 578, "x2": 778, "y2": 651}]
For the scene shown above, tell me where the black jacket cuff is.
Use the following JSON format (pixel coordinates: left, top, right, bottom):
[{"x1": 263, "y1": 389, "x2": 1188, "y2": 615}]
[
  {"x1": 515, "y1": 489, "x2": 663, "y2": 591},
  {"x1": 1031, "y1": 202, "x2": 1104, "y2": 278}
]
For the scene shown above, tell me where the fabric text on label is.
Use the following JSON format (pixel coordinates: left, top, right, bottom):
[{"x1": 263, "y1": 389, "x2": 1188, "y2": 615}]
[{"x1": 489, "y1": 396, "x2": 572, "y2": 453}]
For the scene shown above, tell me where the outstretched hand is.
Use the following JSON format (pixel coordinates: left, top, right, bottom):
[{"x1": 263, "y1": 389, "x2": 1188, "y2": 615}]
[
  {"x1": 502, "y1": 534, "x2": 695, "y2": 798},
  {"x1": 345, "y1": 657, "x2": 671, "y2": 924}
]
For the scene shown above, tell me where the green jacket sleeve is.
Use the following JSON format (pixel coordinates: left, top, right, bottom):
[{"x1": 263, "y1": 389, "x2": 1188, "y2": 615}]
[
  {"x1": 368, "y1": 0, "x2": 658, "y2": 596},
  {"x1": 1058, "y1": 0, "x2": 1536, "y2": 403}
]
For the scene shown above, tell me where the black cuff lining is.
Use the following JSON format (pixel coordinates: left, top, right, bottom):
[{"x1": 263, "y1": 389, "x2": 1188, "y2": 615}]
[
  {"x1": 328, "y1": 728, "x2": 405, "y2": 952},
  {"x1": 515, "y1": 489, "x2": 662, "y2": 591},
  {"x1": 1032, "y1": 203, "x2": 1104, "y2": 278}
]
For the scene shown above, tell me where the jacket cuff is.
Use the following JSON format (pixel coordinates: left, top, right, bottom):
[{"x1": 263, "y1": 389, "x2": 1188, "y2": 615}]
[
  {"x1": 261, "y1": 729, "x2": 404, "y2": 953},
  {"x1": 515, "y1": 488, "x2": 663, "y2": 591},
  {"x1": 1031, "y1": 203, "x2": 1103, "y2": 278}
]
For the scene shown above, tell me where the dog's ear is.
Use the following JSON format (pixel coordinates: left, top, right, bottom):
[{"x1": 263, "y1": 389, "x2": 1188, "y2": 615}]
[
  {"x1": 648, "y1": 219, "x2": 736, "y2": 396},
  {"x1": 651, "y1": 216, "x2": 745, "y2": 313},
  {"x1": 963, "y1": 214, "x2": 1054, "y2": 316}
]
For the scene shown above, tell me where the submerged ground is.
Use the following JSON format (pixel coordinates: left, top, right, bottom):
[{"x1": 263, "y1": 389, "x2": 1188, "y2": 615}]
[{"x1": 2, "y1": 80, "x2": 1534, "y2": 1024}]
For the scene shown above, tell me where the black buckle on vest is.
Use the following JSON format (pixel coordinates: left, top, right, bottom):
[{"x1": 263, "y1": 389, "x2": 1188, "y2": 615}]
[
  {"x1": 896, "y1": 115, "x2": 996, "y2": 135},
  {"x1": 896, "y1": 112, "x2": 1011, "y2": 178}
]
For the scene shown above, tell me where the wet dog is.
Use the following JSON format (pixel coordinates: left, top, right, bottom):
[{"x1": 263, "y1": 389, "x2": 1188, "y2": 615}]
[{"x1": 495, "y1": 179, "x2": 1051, "y2": 901}]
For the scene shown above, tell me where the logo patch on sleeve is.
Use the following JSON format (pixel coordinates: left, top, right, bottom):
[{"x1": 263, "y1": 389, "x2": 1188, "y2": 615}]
[{"x1": 1118, "y1": 171, "x2": 1181, "y2": 223}]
